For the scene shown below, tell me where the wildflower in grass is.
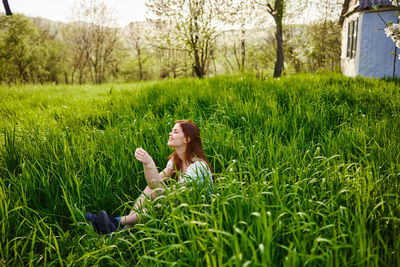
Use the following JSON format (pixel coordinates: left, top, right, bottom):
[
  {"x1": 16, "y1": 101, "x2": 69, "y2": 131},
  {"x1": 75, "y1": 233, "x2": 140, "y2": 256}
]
[{"x1": 86, "y1": 119, "x2": 213, "y2": 234}]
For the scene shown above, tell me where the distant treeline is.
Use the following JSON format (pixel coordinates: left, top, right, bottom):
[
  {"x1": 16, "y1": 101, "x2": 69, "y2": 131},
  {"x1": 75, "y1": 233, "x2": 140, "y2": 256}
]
[{"x1": 0, "y1": 6, "x2": 341, "y2": 84}]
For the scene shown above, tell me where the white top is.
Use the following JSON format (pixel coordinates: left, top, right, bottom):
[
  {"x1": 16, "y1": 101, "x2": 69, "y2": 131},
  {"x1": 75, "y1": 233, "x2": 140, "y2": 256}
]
[{"x1": 166, "y1": 159, "x2": 213, "y2": 186}]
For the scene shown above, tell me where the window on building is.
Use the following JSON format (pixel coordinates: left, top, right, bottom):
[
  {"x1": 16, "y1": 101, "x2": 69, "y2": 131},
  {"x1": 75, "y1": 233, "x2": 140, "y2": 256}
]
[{"x1": 346, "y1": 18, "x2": 358, "y2": 59}]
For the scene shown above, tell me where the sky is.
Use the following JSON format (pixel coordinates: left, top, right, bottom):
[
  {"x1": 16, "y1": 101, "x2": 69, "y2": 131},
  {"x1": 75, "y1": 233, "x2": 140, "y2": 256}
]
[
  {"x1": 4, "y1": 0, "x2": 336, "y2": 27},
  {"x1": 6, "y1": 0, "x2": 148, "y2": 27}
]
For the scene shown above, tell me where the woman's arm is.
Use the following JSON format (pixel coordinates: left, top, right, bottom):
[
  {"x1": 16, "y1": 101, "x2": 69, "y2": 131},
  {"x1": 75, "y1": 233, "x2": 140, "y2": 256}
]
[
  {"x1": 134, "y1": 148, "x2": 172, "y2": 189},
  {"x1": 135, "y1": 148, "x2": 161, "y2": 189}
]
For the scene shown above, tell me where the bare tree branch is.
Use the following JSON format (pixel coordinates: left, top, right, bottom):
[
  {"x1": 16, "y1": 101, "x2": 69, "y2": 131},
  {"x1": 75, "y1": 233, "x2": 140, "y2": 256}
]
[{"x1": 2, "y1": 0, "x2": 12, "y2": 15}]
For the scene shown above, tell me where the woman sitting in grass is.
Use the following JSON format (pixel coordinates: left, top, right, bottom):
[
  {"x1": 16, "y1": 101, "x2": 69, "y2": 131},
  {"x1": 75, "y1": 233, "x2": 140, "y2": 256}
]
[{"x1": 86, "y1": 119, "x2": 213, "y2": 234}]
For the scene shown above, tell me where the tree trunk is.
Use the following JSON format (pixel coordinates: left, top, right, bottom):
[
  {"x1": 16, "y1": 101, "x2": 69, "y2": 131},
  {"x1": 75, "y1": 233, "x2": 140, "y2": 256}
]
[
  {"x1": 136, "y1": 41, "x2": 143, "y2": 80},
  {"x1": 273, "y1": 0, "x2": 284, "y2": 77},
  {"x1": 321, "y1": 20, "x2": 327, "y2": 69},
  {"x1": 211, "y1": 49, "x2": 217, "y2": 75},
  {"x1": 273, "y1": 13, "x2": 284, "y2": 78},
  {"x1": 223, "y1": 45, "x2": 235, "y2": 74},
  {"x1": 16, "y1": 61, "x2": 28, "y2": 82},
  {"x1": 241, "y1": 29, "x2": 246, "y2": 72},
  {"x1": 233, "y1": 30, "x2": 246, "y2": 72},
  {"x1": 193, "y1": 49, "x2": 204, "y2": 78},
  {"x1": 86, "y1": 52, "x2": 95, "y2": 83},
  {"x1": 3, "y1": 0, "x2": 12, "y2": 15},
  {"x1": 233, "y1": 43, "x2": 241, "y2": 70},
  {"x1": 394, "y1": 16, "x2": 399, "y2": 78},
  {"x1": 193, "y1": 65, "x2": 204, "y2": 78},
  {"x1": 79, "y1": 71, "x2": 83, "y2": 84},
  {"x1": 64, "y1": 71, "x2": 69, "y2": 84}
]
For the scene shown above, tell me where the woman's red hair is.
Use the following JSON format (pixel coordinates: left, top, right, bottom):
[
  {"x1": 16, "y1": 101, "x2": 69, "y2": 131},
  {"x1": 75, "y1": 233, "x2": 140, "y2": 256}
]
[{"x1": 168, "y1": 120, "x2": 212, "y2": 181}]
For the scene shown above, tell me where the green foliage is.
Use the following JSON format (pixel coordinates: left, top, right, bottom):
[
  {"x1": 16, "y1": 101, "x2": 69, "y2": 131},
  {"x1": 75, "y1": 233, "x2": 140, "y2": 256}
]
[
  {"x1": 0, "y1": 15, "x2": 72, "y2": 84},
  {"x1": 146, "y1": 0, "x2": 222, "y2": 78},
  {"x1": 0, "y1": 11, "x2": 343, "y2": 85},
  {"x1": 0, "y1": 14, "x2": 42, "y2": 83},
  {"x1": 285, "y1": 21, "x2": 341, "y2": 74},
  {"x1": 307, "y1": 21, "x2": 341, "y2": 72},
  {"x1": 0, "y1": 73, "x2": 399, "y2": 266}
]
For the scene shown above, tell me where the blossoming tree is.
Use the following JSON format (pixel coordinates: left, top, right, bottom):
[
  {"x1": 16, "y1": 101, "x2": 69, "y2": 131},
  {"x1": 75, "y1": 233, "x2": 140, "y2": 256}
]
[{"x1": 384, "y1": 1, "x2": 400, "y2": 60}]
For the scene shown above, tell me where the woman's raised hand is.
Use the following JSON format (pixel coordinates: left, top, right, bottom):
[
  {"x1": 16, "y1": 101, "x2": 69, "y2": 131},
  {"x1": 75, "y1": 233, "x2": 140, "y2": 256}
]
[{"x1": 135, "y1": 148, "x2": 154, "y2": 166}]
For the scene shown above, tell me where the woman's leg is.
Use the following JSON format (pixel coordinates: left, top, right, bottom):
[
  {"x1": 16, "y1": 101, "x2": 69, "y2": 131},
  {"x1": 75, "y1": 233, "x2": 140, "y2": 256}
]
[{"x1": 119, "y1": 185, "x2": 164, "y2": 226}]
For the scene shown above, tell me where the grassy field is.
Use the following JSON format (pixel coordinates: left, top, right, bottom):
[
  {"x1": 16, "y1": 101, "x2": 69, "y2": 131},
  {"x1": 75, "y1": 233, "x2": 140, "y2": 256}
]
[{"x1": 0, "y1": 73, "x2": 399, "y2": 266}]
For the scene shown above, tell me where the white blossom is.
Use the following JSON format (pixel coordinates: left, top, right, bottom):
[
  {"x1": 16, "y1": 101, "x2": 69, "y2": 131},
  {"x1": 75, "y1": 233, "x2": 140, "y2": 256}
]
[{"x1": 385, "y1": 23, "x2": 400, "y2": 49}]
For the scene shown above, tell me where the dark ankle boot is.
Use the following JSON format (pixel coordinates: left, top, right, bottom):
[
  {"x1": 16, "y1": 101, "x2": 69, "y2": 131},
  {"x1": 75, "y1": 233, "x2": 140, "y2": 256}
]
[
  {"x1": 95, "y1": 210, "x2": 117, "y2": 234},
  {"x1": 85, "y1": 212, "x2": 97, "y2": 223}
]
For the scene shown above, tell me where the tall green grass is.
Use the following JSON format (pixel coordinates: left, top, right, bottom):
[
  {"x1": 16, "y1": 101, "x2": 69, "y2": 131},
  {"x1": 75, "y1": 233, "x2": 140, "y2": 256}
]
[{"x1": 0, "y1": 73, "x2": 399, "y2": 266}]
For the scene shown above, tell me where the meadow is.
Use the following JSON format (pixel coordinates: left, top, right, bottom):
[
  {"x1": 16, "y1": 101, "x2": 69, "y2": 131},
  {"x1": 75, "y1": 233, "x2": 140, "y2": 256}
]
[{"x1": 0, "y1": 73, "x2": 399, "y2": 266}]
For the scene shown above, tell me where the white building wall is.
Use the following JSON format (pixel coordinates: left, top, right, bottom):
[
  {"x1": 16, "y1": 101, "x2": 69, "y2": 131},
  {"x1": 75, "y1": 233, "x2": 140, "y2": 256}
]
[
  {"x1": 358, "y1": 10, "x2": 400, "y2": 78},
  {"x1": 341, "y1": 13, "x2": 361, "y2": 77}
]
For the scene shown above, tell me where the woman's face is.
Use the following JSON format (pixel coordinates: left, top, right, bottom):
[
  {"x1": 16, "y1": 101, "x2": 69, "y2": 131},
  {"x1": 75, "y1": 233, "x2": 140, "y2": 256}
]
[{"x1": 168, "y1": 123, "x2": 187, "y2": 147}]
